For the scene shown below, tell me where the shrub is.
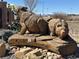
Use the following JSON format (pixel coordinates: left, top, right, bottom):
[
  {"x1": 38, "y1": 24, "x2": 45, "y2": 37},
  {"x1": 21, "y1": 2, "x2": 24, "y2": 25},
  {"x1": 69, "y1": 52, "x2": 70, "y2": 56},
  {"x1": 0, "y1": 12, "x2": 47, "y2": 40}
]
[{"x1": 2, "y1": 31, "x2": 13, "y2": 43}]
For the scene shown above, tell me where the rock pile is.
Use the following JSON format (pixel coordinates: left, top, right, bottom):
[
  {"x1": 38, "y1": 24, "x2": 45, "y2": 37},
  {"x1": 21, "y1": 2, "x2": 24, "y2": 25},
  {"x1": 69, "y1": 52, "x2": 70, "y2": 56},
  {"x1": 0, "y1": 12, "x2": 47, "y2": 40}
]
[{"x1": 12, "y1": 47, "x2": 64, "y2": 59}]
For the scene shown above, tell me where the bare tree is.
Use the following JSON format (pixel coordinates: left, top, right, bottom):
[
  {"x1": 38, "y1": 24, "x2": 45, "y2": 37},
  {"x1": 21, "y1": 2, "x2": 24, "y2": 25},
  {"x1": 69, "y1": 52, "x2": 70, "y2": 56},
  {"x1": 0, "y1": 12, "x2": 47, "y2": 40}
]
[
  {"x1": 1, "y1": 0, "x2": 3, "y2": 1},
  {"x1": 24, "y1": 0, "x2": 37, "y2": 11}
]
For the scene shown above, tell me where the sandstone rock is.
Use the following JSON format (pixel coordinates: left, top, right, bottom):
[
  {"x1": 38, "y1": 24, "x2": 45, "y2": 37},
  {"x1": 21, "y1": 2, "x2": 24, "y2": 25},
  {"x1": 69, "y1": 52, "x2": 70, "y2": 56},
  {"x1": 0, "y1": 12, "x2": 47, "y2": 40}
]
[
  {"x1": 24, "y1": 48, "x2": 44, "y2": 59},
  {"x1": 11, "y1": 46, "x2": 20, "y2": 53},
  {"x1": 24, "y1": 53, "x2": 40, "y2": 59},
  {"x1": 47, "y1": 52, "x2": 52, "y2": 56},
  {"x1": 0, "y1": 43, "x2": 6, "y2": 57},
  {"x1": 23, "y1": 48, "x2": 64, "y2": 59},
  {"x1": 15, "y1": 48, "x2": 43, "y2": 59},
  {"x1": 10, "y1": 46, "x2": 65, "y2": 59},
  {"x1": 15, "y1": 47, "x2": 32, "y2": 59}
]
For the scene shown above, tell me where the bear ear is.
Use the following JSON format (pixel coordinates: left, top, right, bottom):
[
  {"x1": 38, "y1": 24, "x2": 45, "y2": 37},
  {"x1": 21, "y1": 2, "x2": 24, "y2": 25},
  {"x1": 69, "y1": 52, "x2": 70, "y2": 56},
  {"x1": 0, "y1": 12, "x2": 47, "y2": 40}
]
[
  {"x1": 48, "y1": 19, "x2": 58, "y2": 36},
  {"x1": 21, "y1": 7, "x2": 28, "y2": 11}
]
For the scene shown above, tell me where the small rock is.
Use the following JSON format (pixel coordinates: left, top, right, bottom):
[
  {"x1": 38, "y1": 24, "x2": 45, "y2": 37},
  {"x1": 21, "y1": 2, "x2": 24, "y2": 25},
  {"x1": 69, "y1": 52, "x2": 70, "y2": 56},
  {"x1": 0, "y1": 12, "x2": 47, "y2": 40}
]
[
  {"x1": 0, "y1": 43, "x2": 6, "y2": 57},
  {"x1": 24, "y1": 48, "x2": 44, "y2": 59},
  {"x1": 48, "y1": 55, "x2": 53, "y2": 59},
  {"x1": 14, "y1": 47, "x2": 32, "y2": 59},
  {"x1": 10, "y1": 46, "x2": 20, "y2": 53},
  {"x1": 11, "y1": 48, "x2": 17, "y2": 53},
  {"x1": 47, "y1": 52, "x2": 52, "y2": 56},
  {"x1": 44, "y1": 57, "x2": 48, "y2": 59}
]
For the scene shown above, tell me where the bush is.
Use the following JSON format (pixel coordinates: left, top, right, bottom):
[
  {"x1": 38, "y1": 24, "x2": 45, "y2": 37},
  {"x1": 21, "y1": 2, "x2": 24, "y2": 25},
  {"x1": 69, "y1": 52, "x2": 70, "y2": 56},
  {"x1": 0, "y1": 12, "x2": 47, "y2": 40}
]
[
  {"x1": 2, "y1": 31, "x2": 13, "y2": 42},
  {"x1": 8, "y1": 19, "x2": 21, "y2": 32},
  {"x1": 53, "y1": 12, "x2": 68, "y2": 20}
]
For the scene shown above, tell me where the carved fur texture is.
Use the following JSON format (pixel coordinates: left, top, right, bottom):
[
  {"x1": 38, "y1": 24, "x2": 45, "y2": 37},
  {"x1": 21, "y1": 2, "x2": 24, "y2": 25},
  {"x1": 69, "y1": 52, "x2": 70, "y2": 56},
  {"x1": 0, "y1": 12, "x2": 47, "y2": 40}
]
[
  {"x1": 17, "y1": 7, "x2": 48, "y2": 35},
  {"x1": 48, "y1": 18, "x2": 69, "y2": 39}
]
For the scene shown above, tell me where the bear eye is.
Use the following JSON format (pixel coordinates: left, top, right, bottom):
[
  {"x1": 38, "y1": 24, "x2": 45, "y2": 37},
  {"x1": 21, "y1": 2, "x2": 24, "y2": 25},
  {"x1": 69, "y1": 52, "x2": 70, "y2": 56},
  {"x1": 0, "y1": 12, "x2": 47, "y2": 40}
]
[
  {"x1": 57, "y1": 24, "x2": 62, "y2": 27},
  {"x1": 65, "y1": 25, "x2": 68, "y2": 28}
]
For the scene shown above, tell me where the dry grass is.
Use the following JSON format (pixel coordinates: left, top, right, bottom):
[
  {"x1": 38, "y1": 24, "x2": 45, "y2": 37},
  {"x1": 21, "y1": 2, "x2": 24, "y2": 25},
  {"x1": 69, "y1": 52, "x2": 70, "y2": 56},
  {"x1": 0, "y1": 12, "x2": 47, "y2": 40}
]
[
  {"x1": 67, "y1": 21, "x2": 79, "y2": 43},
  {"x1": 52, "y1": 13, "x2": 68, "y2": 20},
  {"x1": 74, "y1": 37, "x2": 79, "y2": 44}
]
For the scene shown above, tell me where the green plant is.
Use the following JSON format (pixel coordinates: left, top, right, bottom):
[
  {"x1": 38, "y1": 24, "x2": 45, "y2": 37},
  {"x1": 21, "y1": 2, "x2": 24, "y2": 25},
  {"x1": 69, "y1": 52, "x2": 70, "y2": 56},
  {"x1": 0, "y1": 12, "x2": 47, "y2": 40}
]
[{"x1": 2, "y1": 31, "x2": 13, "y2": 42}]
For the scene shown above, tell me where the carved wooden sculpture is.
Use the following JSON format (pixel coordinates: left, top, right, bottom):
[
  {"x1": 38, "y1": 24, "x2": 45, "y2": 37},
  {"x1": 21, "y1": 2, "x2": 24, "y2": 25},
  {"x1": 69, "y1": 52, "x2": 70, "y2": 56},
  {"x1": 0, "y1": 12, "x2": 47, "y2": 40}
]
[
  {"x1": 8, "y1": 7, "x2": 77, "y2": 56},
  {"x1": 48, "y1": 18, "x2": 77, "y2": 55},
  {"x1": 17, "y1": 7, "x2": 48, "y2": 35}
]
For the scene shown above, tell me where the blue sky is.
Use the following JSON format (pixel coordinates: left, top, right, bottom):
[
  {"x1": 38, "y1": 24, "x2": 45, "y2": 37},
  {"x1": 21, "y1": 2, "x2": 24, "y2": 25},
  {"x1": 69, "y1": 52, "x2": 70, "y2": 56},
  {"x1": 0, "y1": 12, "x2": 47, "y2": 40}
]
[{"x1": 4, "y1": 0, "x2": 79, "y2": 15}]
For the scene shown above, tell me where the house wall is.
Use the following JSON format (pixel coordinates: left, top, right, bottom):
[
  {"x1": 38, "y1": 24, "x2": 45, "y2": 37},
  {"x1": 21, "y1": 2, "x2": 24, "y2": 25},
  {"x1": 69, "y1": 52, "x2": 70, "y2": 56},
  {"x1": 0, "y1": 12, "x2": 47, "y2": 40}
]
[
  {"x1": 0, "y1": 2, "x2": 7, "y2": 28},
  {"x1": 0, "y1": 1, "x2": 14, "y2": 28}
]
